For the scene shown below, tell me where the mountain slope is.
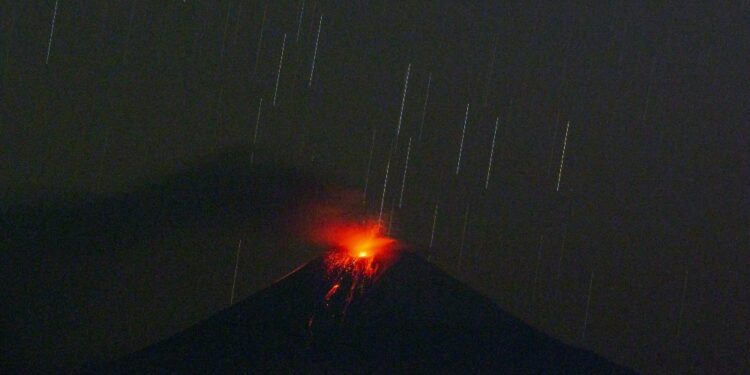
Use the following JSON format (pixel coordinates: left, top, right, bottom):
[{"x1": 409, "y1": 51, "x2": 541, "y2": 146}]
[{"x1": 102, "y1": 251, "x2": 634, "y2": 374}]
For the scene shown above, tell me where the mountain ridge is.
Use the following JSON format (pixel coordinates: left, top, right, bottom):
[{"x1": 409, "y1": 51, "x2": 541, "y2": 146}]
[{"x1": 101, "y1": 250, "x2": 635, "y2": 374}]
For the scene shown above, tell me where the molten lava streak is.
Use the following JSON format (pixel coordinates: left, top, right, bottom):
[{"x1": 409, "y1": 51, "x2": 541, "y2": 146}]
[
  {"x1": 309, "y1": 220, "x2": 399, "y2": 326},
  {"x1": 323, "y1": 220, "x2": 397, "y2": 295}
]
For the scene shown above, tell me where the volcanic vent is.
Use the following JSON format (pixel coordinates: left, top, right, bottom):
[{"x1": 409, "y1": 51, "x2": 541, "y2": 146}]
[{"x1": 102, "y1": 240, "x2": 633, "y2": 373}]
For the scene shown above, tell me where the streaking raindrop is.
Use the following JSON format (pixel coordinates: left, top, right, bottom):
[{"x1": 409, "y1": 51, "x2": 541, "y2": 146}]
[
  {"x1": 251, "y1": 97, "x2": 263, "y2": 164},
  {"x1": 219, "y1": 1, "x2": 232, "y2": 63},
  {"x1": 394, "y1": 63, "x2": 411, "y2": 148},
  {"x1": 398, "y1": 137, "x2": 412, "y2": 208},
  {"x1": 429, "y1": 202, "x2": 439, "y2": 250},
  {"x1": 45, "y1": 0, "x2": 59, "y2": 64},
  {"x1": 641, "y1": 57, "x2": 658, "y2": 122},
  {"x1": 458, "y1": 203, "x2": 470, "y2": 272},
  {"x1": 252, "y1": 5, "x2": 268, "y2": 79},
  {"x1": 230, "y1": 239, "x2": 242, "y2": 305},
  {"x1": 417, "y1": 73, "x2": 432, "y2": 142},
  {"x1": 556, "y1": 121, "x2": 570, "y2": 191},
  {"x1": 485, "y1": 116, "x2": 499, "y2": 189},
  {"x1": 377, "y1": 154, "x2": 392, "y2": 226},
  {"x1": 295, "y1": 0, "x2": 306, "y2": 43},
  {"x1": 308, "y1": 14, "x2": 323, "y2": 87},
  {"x1": 581, "y1": 270, "x2": 595, "y2": 341},
  {"x1": 456, "y1": 103, "x2": 470, "y2": 175},
  {"x1": 273, "y1": 33, "x2": 287, "y2": 107}
]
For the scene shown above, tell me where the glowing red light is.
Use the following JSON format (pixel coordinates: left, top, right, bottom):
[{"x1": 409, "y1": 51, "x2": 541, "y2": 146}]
[
  {"x1": 324, "y1": 283, "x2": 340, "y2": 301},
  {"x1": 312, "y1": 219, "x2": 397, "y2": 261},
  {"x1": 299, "y1": 194, "x2": 402, "y2": 328},
  {"x1": 339, "y1": 226, "x2": 395, "y2": 259}
]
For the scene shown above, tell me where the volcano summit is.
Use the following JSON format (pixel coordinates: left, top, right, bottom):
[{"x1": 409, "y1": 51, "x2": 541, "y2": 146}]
[{"x1": 102, "y1": 248, "x2": 633, "y2": 374}]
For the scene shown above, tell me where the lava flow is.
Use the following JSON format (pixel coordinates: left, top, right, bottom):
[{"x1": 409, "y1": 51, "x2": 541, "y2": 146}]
[
  {"x1": 323, "y1": 221, "x2": 396, "y2": 274},
  {"x1": 322, "y1": 220, "x2": 398, "y2": 303},
  {"x1": 308, "y1": 219, "x2": 400, "y2": 327}
]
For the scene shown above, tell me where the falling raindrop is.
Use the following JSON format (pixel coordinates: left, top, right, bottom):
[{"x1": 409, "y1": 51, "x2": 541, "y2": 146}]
[
  {"x1": 455, "y1": 103, "x2": 470, "y2": 175},
  {"x1": 429, "y1": 202, "x2": 439, "y2": 250},
  {"x1": 45, "y1": 0, "x2": 60, "y2": 64},
  {"x1": 273, "y1": 33, "x2": 287, "y2": 107},
  {"x1": 417, "y1": 73, "x2": 432, "y2": 143},
  {"x1": 251, "y1": 5, "x2": 268, "y2": 79},
  {"x1": 250, "y1": 97, "x2": 263, "y2": 164},
  {"x1": 295, "y1": 0, "x2": 306, "y2": 43},
  {"x1": 230, "y1": 239, "x2": 242, "y2": 305},
  {"x1": 308, "y1": 14, "x2": 323, "y2": 87},
  {"x1": 394, "y1": 63, "x2": 411, "y2": 148},
  {"x1": 398, "y1": 137, "x2": 412, "y2": 208},
  {"x1": 556, "y1": 121, "x2": 570, "y2": 192},
  {"x1": 458, "y1": 203, "x2": 470, "y2": 272},
  {"x1": 581, "y1": 270, "x2": 595, "y2": 341},
  {"x1": 485, "y1": 116, "x2": 499, "y2": 189}
]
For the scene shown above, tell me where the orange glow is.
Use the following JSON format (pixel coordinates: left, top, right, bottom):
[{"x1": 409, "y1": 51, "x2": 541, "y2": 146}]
[
  {"x1": 324, "y1": 283, "x2": 341, "y2": 301},
  {"x1": 315, "y1": 219, "x2": 400, "y2": 318},
  {"x1": 297, "y1": 195, "x2": 402, "y2": 325},
  {"x1": 339, "y1": 225, "x2": 395, "y2": 259},
  {"x1": 312, "y1": 219, "x2": 397, "y2": 261},
  {"x1": 297, "y1": 191, "x2": 403, "y2": 329},
  {"x1": 297, "y1": 190, "x2": 398, "y2": 261}
]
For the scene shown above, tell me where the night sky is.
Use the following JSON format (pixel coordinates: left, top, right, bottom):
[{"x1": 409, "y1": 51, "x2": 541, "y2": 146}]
[{"x1": 1, "y1": 1, "x2": 747, "y2": 373}]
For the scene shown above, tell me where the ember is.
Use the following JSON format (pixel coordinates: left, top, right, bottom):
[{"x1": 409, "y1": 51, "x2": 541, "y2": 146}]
[
  {"x1": 321, "y1": 220, "x2": 397, "y2": 302},
  {"x1": 308, "y1": 219, "x2": 400, "y2": 328}
]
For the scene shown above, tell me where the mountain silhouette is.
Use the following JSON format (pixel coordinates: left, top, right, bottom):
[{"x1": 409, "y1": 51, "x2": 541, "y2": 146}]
[{"x1": 102, "y1": 250, "x2": 634, "y2": 374}]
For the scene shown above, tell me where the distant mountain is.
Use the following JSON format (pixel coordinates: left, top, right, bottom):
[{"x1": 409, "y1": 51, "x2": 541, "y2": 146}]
[{"x1": 101, "y1": 250, "x2": 635, "y2": 374}]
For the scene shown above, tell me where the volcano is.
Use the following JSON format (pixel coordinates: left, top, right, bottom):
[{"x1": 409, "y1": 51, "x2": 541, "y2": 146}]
[{"x1": 101, "y1": 250, "x2": 634, "y2": 373}]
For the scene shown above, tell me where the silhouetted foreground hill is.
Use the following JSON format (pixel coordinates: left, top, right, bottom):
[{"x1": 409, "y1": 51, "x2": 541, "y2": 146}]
[{"x1": 102, "y1": 251, "x2": 635, "y2": 374}]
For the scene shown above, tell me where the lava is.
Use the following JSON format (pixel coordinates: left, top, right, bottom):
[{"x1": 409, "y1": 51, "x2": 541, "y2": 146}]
[
  {"x1": 297, "y1": 193, "x2": 401, "y2": 329},
  {"x1": 325, "y1": 221, "x2": 396, "y2": 260},
  {"x1": 321, "y1": 220, "x2": 397, "y2": 288},
  {"x1": 308, "y1": 219, "x2": 400, "y2": 328}
]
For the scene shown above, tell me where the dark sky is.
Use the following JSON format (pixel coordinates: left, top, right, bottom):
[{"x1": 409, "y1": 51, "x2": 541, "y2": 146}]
[{"x1": 1, "y1": 1, "x2": 747, "y2": 373}]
